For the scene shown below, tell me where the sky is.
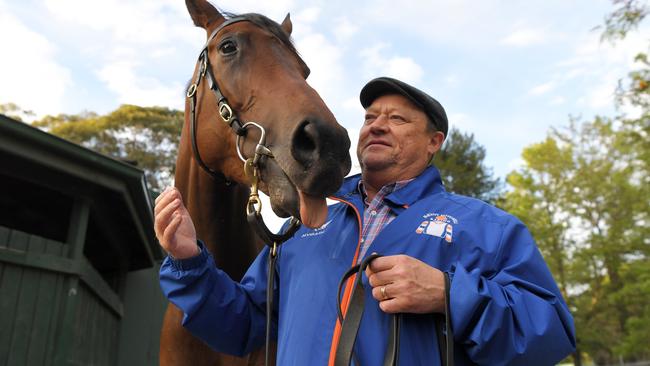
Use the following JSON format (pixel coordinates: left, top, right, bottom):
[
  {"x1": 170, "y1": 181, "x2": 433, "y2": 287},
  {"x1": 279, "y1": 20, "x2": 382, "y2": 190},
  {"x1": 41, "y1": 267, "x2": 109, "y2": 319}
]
[{"x1": 1, "y1": 0, "x2": 648, "y2": 182}]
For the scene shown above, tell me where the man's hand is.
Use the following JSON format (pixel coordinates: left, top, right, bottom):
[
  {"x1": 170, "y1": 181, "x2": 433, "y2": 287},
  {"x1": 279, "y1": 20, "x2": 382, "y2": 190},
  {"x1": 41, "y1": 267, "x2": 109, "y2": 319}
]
[
  {"x1": 366, "y1": 254, "x2": 446, "y2": 314},
  {"x1": 154, "y1": 187, "x2": 199, "y2": 259}
]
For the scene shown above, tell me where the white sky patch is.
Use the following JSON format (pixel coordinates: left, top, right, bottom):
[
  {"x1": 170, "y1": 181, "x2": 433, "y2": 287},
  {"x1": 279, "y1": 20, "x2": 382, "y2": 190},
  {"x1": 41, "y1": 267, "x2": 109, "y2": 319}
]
[
  {"x1": 585, "y1": 76, "x2": 617, "y2": 109},
  {"x1": 363, "y1": 0, "x2": 501, "y2": 47},
  {"x1": 98, "y1": 61, "x2": 183, "y2": 109},
  {"x1": 529, "y1": 81, "x2": 556, "y2": 96},
  {"x1": 445, "y1": 74, "x2": 460, "y2": 88},
  {"x1": 297, "y1": 31, "x2": 345, "y2": 107},
  {"x1": 506, "y1": 157, "x2": 525, "y2": 174},
  {"x1": 342, "y1": 96, "x2": 362, "y2": 112},
  {"x1": 45, "y1": 0, "x2": 171, "y2": 45},
  {"x1": 347, "y1": 127, "x2": 362, "y2": 177},
  {"x1": 333, "y1": 16, "x2": 358, "y2": 42},
  {"x1": 360, "y1": 43, "x2": 424, "y2": 84},
  {"x1": 0, "y1": 9, "x2": 71, "y2": 117},
  {"x1": 447, "y1": 113, "x2": 474, "y2": 131},
  {"x1": 289, "y1": 7, "x2": 320, "y2": 40},
  {"x1": 500, "y1": 27, "x2": 549, "y2": 47},
  {"x1": 549, "y1": 96, "x2": 566, "y2": 105}
]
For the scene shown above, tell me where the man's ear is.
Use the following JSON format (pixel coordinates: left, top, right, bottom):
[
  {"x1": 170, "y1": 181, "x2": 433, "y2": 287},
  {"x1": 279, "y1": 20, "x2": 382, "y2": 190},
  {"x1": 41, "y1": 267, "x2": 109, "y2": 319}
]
[{"x1": 428, "y1": 131, "x2": 445, "y2": 156}]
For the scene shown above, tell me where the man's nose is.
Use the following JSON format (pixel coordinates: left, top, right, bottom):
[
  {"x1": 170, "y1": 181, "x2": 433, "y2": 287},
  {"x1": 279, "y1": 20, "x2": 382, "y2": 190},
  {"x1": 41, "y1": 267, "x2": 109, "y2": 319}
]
[{"x1": 368, "y1": 114, "x2": 390, "y2": 132}]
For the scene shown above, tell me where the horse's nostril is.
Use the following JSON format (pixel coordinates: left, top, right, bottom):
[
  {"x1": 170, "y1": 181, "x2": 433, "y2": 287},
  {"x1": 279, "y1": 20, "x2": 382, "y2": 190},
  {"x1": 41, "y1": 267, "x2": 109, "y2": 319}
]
[{"x1": 291, "y1": 120, "x2": 318, "y2": 167}]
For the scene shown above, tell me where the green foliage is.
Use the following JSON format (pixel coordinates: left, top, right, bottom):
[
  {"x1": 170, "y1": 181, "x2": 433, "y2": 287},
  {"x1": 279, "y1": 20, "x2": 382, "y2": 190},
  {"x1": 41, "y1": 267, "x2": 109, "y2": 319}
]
[
  {"x1": 32, "y1": 105, "x2": 183, "y2": 191},
  {"x1": 600, "y1": 0, "x2": 649, "y2": 42},
  {"x1": 435, "y1": 128, "x2": 502, "y2": 203},
  {"x1": 505, "y1": 116, "x2": 649, "y2": 364},
  {"x1": 503, "y1": 3, "x2": 650, "y2": 360}
]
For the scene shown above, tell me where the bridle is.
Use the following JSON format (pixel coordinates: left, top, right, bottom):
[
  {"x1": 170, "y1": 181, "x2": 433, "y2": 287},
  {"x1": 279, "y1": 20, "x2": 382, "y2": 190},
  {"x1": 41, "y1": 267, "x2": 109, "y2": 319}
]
[
  {"x1": 185, "y1": 16, "x2": 301, "y2": 365},
  {"x1": 185, "y1": 15, "x2": 301, "y2": 243}
]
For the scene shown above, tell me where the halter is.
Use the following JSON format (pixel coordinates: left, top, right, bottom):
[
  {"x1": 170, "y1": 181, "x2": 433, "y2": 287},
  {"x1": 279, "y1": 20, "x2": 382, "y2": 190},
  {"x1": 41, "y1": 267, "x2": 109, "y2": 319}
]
[
  {"x1": 186, "y1": 16, "x2": 301, "y2": 366},
  {"x1": 186, "y1": 15, "x2": 300, "y2": 243}
]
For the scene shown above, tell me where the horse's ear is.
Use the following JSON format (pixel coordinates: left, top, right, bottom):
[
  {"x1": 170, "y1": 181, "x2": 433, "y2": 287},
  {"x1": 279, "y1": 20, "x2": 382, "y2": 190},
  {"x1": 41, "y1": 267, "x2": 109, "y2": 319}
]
[
  {"x1": 186, "y1": 0, "x2": 225, "y2": 33},
  {"x1": 280, "y1": 13, "x2": 292, "y2": 35}
]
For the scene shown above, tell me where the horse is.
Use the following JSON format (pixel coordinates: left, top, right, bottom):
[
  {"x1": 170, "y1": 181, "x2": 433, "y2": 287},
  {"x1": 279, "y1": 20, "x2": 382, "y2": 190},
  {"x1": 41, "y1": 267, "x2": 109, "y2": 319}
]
[{"x1": 159, "y1": 1, "x2": 352, "y2": 365}]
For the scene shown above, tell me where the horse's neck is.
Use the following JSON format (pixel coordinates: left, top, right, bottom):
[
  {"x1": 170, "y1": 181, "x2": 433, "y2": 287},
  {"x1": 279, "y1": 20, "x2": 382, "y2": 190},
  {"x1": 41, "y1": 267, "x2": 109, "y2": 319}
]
[{"x1": 175, "y1": 142, "x2": 263, "y2": 282}]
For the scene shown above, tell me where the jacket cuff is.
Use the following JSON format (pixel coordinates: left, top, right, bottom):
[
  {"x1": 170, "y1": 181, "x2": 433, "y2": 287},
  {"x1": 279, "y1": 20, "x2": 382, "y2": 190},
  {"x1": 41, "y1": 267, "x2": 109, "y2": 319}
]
[{"x1": 168, "y1": 240, "x2": 208, "y2": 271}]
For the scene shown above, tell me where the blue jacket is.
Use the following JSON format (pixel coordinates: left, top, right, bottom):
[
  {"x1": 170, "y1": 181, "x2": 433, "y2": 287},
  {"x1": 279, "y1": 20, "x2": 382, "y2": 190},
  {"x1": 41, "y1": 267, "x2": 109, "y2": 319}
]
[{"x1": 160, "y1": 166, "x2": 576, "y2": 365}]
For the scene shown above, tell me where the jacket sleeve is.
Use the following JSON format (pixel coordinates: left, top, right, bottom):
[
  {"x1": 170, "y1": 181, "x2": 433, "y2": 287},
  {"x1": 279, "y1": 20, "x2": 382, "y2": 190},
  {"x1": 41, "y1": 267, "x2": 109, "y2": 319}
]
[
  {"x1": 449, "y1": 219, "x2": 576, "y2": 365},
  {"x1": 159, "y1": 241, "x2": 273, "y2": 357}
]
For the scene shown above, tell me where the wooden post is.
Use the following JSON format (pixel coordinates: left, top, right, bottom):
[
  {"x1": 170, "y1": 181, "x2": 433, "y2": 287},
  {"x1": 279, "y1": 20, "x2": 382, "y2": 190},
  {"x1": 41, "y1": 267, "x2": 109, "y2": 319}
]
[{"x1": 53, "y1": 198, "x2": 90, "y2": 366}]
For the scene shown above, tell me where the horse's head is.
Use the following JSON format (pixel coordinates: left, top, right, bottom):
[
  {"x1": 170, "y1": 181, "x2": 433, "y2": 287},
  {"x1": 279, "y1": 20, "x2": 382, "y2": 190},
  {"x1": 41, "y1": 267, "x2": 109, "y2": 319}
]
[{"x1": 185, "y1": 0, "x2": 351, "y2": 228}]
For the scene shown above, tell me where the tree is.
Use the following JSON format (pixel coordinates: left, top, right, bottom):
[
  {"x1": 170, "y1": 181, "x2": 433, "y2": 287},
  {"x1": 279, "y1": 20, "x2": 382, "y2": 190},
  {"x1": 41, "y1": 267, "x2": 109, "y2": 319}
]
[
  {"x1": 0, "y1": 102, "x2": 35, "y2": 122},
  {"x1": 434, "y1": 128, "x2": 502, "y2": 203},
  {"x1": 600, "y1": 0, "x2": 649, "y2": 42},
  {"x1": 32, "y1": 104, "x2": 183, "y2": 191},
  {"x1": 502, "y1": 1, "x2": 650, "y2": 362}
]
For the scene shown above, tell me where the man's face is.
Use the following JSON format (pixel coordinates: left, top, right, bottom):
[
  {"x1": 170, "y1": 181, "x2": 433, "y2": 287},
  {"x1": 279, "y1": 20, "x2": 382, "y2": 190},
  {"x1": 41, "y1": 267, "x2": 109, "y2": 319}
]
[{"x1": 356, "y1": 94, "x2": 444, "y2": 180}]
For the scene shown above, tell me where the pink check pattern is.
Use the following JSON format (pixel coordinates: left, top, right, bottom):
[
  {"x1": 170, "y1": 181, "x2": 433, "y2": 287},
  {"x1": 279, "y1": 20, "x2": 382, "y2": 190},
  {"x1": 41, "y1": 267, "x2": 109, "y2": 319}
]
[{"x1": 357, "y1": 179, "x2": 413, "y2": 261}]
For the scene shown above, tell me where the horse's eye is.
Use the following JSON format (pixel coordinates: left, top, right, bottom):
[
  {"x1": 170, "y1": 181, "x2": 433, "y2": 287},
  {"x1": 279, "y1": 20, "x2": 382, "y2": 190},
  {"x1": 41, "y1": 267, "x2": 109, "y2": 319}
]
[{"x1": 218, "y1": 40, "x2": 238, "y2": 55}]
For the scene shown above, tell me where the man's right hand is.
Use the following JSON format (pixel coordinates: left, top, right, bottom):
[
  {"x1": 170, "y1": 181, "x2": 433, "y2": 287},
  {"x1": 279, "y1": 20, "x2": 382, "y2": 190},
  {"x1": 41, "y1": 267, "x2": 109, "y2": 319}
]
[{"x1": 154, "y1": 187, "x2": 200, "y2": 259}]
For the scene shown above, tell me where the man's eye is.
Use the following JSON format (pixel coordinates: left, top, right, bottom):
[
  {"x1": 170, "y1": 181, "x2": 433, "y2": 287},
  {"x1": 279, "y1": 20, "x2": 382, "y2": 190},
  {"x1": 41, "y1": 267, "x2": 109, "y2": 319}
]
[
  {"x1": 219, "y1": 40, "x2": 238, "y2": 55},
  {"x1": 390, "y1": 115, "x2": 406, "y2": 123},
  {"x1": 364, "y1": 115, "x2": 376, "y2": 124}
]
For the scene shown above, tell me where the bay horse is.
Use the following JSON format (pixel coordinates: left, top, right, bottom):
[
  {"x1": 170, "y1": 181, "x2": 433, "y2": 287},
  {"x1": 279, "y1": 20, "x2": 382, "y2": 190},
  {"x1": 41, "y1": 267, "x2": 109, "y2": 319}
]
[{"x1": 159, "y1": 1, "x2": 352, "y2": 365}]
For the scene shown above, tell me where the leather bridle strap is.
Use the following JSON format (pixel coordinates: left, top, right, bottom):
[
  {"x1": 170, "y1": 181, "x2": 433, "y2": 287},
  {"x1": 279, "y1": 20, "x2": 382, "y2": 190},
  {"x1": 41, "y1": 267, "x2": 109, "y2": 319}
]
[
  {"x1": 186, "y1": 16, "x2": 249, "y2": 182},
  {"x1": 335, "y1": 254, "x2": 454, "y2": 366},
  {"x1": 335, "y1": 254, "x2": 400, "y2": 366}
]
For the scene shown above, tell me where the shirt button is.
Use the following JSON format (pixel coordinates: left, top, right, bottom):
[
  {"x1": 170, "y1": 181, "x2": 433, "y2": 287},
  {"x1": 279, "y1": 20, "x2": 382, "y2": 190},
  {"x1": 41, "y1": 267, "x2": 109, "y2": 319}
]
[{"x1": 371, "y1": 210, "x2": 377, "y2": 215}]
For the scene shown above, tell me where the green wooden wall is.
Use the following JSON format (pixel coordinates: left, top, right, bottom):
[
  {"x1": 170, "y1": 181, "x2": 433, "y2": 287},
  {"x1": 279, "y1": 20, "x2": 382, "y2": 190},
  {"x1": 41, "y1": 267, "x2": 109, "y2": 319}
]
[{"x1": 0, "y1": 227, "x2": 70, "y2": 365}]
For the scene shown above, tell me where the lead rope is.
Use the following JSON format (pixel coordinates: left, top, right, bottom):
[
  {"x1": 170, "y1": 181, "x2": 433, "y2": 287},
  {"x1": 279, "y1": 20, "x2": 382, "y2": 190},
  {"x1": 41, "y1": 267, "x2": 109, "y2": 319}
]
[
  {"x1": 335, "y1": 254, "x2": 454, "y2": 366},
  {"x1": 243, "y1": 158, "x2": 300, "y2": 366}
]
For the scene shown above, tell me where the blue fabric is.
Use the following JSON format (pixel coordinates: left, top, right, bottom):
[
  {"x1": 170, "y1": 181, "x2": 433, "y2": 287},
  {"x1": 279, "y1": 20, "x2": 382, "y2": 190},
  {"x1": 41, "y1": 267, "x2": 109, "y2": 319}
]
[{"x1": 160, "y1": 166, "x2": 576, "y2": 365}]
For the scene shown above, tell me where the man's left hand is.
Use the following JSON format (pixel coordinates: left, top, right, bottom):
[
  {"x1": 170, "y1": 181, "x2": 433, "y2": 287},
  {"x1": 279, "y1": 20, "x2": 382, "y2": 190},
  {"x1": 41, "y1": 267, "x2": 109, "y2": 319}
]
[{"x1": 366, "y1": 254, "x2": 446, "y2": 314}]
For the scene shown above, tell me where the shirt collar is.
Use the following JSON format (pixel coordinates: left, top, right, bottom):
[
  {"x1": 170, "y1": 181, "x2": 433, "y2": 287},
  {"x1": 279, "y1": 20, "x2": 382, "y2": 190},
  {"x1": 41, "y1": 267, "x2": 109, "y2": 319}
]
[
  {"x1": 357, "y1": 179, "x2": 413, "y2": 207},
  {"x1": 334, "y1": 166, "x2": 446, "y2": 207}
]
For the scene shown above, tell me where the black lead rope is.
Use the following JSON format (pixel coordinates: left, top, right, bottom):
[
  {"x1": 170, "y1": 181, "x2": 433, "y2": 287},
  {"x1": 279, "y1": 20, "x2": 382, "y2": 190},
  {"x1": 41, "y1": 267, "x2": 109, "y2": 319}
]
[
  {"x1": 256, "y1": 218, "x2": 301, "y2": 366},
  {"x1": 266, "y1": 242, "x2": 279, "y2": 366},
  {"x1": 335, "y1": 254, "x2": 454, "y2": 366}
]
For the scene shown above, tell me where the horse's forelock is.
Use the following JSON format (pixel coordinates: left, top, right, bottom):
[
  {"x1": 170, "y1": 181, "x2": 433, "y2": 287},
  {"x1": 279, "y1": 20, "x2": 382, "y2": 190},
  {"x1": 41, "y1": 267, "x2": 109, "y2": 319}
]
[{"x1": 221, "y1": 12, "x2": 307, "y2": 73}]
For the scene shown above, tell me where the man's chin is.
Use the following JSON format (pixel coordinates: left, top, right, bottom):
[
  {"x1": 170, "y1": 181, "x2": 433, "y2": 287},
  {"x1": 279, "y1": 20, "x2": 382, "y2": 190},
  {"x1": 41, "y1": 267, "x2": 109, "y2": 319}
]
[{"x1": 359, "y1": 156, "x2": 394, "y2": 172}]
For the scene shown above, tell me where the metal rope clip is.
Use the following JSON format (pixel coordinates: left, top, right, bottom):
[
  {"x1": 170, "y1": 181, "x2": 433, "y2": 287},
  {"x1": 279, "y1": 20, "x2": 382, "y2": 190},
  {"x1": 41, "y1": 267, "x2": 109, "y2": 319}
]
[{"x1": 244, "y1": 158, "x2": 262, "y2": 215}]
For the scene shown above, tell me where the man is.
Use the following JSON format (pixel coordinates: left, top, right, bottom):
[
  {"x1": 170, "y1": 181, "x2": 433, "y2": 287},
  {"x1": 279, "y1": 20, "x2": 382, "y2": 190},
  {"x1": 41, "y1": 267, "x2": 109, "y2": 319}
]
[{"x1": 157, "y1": 77, "x2": 576, "y2": 365}]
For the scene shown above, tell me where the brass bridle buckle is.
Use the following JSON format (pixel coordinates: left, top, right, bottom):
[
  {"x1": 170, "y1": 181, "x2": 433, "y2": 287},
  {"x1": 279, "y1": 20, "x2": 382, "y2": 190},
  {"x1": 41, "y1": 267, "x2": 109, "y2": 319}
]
[
  {"x1": 186, "y1": 84, "x2": 197, "y2": 98},
  {"x1": 219, "y1": 103, "x2": 233, "y2": 123}
]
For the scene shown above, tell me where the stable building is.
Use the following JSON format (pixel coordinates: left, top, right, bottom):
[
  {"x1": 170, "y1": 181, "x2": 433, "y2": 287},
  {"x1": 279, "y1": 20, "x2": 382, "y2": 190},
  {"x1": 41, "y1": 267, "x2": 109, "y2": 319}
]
[{"x1": 0, "y1": 114, "x2": 167, "y2": 365}]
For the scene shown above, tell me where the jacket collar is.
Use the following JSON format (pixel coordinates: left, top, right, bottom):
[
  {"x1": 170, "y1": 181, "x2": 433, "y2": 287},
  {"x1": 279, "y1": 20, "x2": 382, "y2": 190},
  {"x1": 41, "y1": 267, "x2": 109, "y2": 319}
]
[{"x1": 333, "y1": 165, "x2": 446, "y2": 207}]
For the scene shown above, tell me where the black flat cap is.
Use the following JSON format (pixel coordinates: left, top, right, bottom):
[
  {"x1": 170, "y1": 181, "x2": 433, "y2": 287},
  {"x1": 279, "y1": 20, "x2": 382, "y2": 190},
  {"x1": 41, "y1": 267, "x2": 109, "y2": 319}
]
[{"x1": 360, "y1": 77, "x2": 448, "y2": 137}]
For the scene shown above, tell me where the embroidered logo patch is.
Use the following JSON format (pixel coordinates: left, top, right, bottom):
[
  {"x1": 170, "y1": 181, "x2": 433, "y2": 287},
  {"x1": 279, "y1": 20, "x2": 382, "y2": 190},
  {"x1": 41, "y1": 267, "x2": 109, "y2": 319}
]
[
  {"x1": 301, "y1": 220, "x2": 332, "y2": 238},
  {"x1": 415, "y1": 213, "x2": 457, "y2": 243}
]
